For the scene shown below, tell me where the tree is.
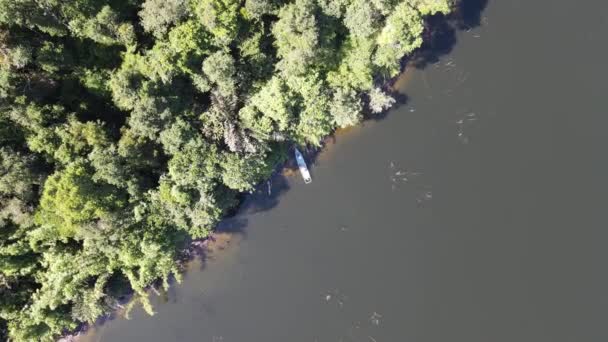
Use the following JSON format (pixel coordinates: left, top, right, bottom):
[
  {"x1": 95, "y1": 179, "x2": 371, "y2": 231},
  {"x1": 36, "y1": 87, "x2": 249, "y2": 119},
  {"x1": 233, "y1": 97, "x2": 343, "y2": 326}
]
[
  {"x1": 202, "y1": 50, "x2": 237, "y2": 98},
  {"x1": 36, "y1": 41, "x2": 73, "y2": 73},
  {"x1": 288, "y1": 74, "x2": 333, "y2": 145},
  {"x1": 0, "y1": 148, "x2": 41, "y2": 242},
  {"x1": 241, "y1": 76, "x2": 295, "y2": 138},
  {"x1": 146, "y1": 42, "x2": 179, "y2": 84},
  {"x1": 244, "y1": 0, "x2": 278, "y2": 20},
  {"x1": 109, "y1": 52, "x2": 154, "y2": 110},
  {"x1": 139, "y1": 0, "x2": 187, "y2": 38},
  {"x1": 167, "y1": 137, "x2": 220, "y2": 191},
  {"x1": 0, "y1": 0, "x2": 454, "y2": 338},
  {"x1": 327, "y1": 37, "x2": 375, "y2": 91},
  {"x1": 272, "y1": 0, "x2": 319, "y2": 77},
  {"x1": 0, "y1": 147, "x2": 40, "y2": 202},
  {"x1": 78, "y1": 68, "x2": 112, "y2": 98},
  {"x1": 35, "y1": 162, "x2": 125, "y2": 240},
  {"x1": 374, "y1": 2, "x2": 425, "y2": 75},
  {"x1": 220, "y1": 152, "x2": 273, "y2": 191},
  {"x1": 370, "y1": 0, "x2": 400, "y2": 16},
  {"x1": 4, "y1": 45, "x2": 32, "y2": 70},
  {"x1": 0, "y1": 0, "x2": 67, "y2": 36},
  {"x1": 368, "y1": 87, "x2": 395, "y2": 114},
  {"x1": 317, "y1": 0, "x2": 349, "y2": 18},
  {"x1": 53, "y1": 119, "x2": 111, "y2": 165},
  {"x1": 343, "y1": 0, "x2": 381, "y2": 39},
  {"x1": 192, "y1": 0, "x2": 241, "y2": 46},
  {"x1": 159, "y1": 117, "x2": 198, "y2": 155},
  {"x1": 89, "y1": 145, "x2": 129, "y2": 188},
  {"x1": 167, "y1": 20, "x2": 213, "y2": 74},
  {"x1": 70, "y1": 278, "x2": 111, "y2": 323},
  {"x1": 127, "y1": 96, "x2": 174, "y2": 141},
  {"x1": 77, "y1": 6, "x2": 136, "y2": 47},
  {"x1": 408, "y1": 0, "x2": 452, "y2": 15},
  {"x1": 330, "y1": 87, "x2": 363, "y2": 128}
]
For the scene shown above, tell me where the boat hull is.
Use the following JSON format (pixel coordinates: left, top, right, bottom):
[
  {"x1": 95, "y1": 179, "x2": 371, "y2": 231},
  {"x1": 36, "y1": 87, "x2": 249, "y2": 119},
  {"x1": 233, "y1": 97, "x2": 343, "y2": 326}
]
[{"x1": 294, "y1": 148, "x2": 312, "y2": 184}]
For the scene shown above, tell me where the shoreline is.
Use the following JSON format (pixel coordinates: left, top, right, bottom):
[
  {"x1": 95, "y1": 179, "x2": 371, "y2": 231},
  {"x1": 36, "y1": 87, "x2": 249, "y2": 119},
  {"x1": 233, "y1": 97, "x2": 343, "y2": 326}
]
[
  {"x1": 58, "y1": 8, "x2": 462, "y2": 340},
  {"x1": 59, "y1": 62, "x2": 416, "y2": 342}
]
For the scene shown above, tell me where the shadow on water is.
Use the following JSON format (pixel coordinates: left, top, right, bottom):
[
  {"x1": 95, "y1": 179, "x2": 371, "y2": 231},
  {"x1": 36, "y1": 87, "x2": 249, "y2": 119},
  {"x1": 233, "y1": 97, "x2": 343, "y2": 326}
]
[
  {"x1": 74, "y1": 172, "x2": 294, "y2": 338},
  {"x1": 410, "y1": 0, "x2": 489, "y2": 69},
  {"x1": 237, "y1": 172, "x2": 292, "y2": 215},
  {"x1": 230, "y1": 0, "x2": 491, "y2": 217},
  {"x1": 183, "y1": 216, "x2": 251, "y2": 274},
  {"x1": 215, "y1": 216, "x2": 249, "y2": 235},
  {"x1": 369, "y1": 0, "x2": 490, "y2": 125},
  {"x1": 75, "y1": 3, "x2": 491, "y2": 339},
  {"x1": 234, "y1": 0, "x2": 492, "y2": 215},
  {"x1": 456, "y1": 0, "x2": 490, "y2": 29},
  {"x1": 236, "y1": 140, "x2": 339, "y2": 216}
]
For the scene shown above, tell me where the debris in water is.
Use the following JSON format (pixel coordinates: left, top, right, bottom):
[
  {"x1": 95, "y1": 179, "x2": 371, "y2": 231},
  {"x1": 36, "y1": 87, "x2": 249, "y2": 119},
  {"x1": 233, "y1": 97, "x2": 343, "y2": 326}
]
[
  {"x1": 456, "y1": 111, "x2": 478, "y2": 144},
  {"x1": 390, "y1": 164, "x2": 423, "y2": 190},
  {"x1": 456, "y1": 71, "x2": 469, "y2": 84},
  {"x1": 369, "y1": 336, "x2": 379, "y2": 342},
  {"x1": 370, "y1": 312, "x2": 382, "y2": 326},
  {"x1": 417, "y1": 190, "x2": 433, "y2": 206},
  {"x1": 323, "y1": 289, "x2": 348, "y2": 308},
  {"x1": 409, "y1": 108, "x2": 416, "y2": 112}
]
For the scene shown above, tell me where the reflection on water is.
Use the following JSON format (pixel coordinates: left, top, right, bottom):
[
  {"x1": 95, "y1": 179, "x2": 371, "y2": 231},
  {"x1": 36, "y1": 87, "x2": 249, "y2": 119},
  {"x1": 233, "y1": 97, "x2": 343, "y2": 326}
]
[
  {"x1": 77, "y1": 232, "x2": 242, "y2": 342},
  {"x1": 390, "y1": 64, "x2": 417, "y2": 92}
]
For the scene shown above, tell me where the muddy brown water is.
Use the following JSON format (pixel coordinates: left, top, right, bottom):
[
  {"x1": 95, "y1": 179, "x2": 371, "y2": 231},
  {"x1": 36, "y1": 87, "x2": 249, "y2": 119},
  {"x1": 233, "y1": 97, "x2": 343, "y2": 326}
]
[{"x1": 81, "y1": 0, "x2": 608, "y2": 341}]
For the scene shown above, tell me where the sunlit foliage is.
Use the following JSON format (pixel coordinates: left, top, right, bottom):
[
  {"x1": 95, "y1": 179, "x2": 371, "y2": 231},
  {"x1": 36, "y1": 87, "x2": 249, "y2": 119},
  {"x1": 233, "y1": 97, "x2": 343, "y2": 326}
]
[{"x1": 0, "y1": 0, "x2": 452, "y2": 340}]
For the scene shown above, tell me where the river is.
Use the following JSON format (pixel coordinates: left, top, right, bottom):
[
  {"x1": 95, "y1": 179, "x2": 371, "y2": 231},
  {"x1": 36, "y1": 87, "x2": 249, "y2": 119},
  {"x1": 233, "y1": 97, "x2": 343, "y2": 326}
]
[{"x1": 81, "y1": 0, "x2": 608, "y2": 341}]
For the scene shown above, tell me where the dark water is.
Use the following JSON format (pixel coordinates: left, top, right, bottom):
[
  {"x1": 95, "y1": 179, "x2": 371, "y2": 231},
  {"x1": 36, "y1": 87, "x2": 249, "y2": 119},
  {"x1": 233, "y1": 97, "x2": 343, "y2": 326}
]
[{"x1": 82, "y1": 1, "x2": 608, "y2": 341}]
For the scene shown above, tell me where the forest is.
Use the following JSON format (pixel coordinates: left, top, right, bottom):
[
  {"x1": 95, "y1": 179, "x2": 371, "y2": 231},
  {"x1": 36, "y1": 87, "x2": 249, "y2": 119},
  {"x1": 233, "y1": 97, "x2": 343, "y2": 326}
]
[{"x1": 0, "y1": 0, "x2": 452, "y2": 340}]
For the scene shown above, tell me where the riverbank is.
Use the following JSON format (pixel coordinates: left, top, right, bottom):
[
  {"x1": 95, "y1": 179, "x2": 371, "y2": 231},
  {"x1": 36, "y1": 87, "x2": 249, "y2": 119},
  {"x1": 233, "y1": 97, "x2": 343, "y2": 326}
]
[
  {"x1": 78, "y1": 0, "x2": 608, "y2": 339},
  {"x1": 54, "y1": 5, "x2": 474, "y2": 341}
]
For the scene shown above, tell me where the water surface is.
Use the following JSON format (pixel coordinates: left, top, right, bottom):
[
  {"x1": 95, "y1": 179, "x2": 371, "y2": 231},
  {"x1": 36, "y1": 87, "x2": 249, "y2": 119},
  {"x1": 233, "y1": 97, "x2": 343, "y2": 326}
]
[{"x1": 83, "y1": 1, "x2": 608, "y2": 341}]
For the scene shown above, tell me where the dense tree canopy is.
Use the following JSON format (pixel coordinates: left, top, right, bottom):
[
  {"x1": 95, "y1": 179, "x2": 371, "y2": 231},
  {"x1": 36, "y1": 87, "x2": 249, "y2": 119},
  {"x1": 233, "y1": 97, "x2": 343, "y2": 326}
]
[{"x1": 0, "y1": 0, "x2": 453, "y2": 340}]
